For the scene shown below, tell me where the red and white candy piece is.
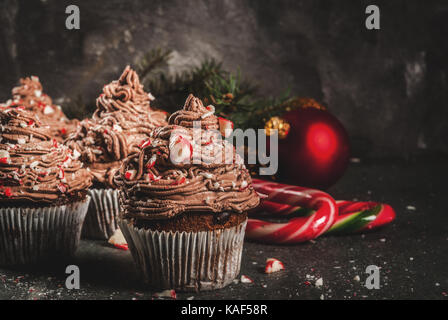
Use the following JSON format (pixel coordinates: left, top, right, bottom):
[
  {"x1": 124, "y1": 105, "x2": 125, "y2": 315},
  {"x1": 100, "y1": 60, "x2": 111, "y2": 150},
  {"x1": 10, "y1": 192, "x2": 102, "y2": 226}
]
[
  {"x1": 153, "y1": 289, "x2": 176, "y2": 299},
  {"x1": 57, "y1": 183, "x2": 67, "y2": 193},
  {"x1": 147, "y1": 93, "x2": 156, "y2": 101},
  {"x1": 218, "y1": 117, "x2": 234, "y2": 138},
  {"x1": 108, "y1": 228, "x2": 128, "y2": 250},
  {"x1": 169, "y1": 134, "x2": 192, "y2": 165},
  {"x1": 125, "y1": 169, "x2": 136, "y2": 180},
  {"x1": 139, "y1": 139, "x2": 151, "y2": 149},
  {"x1": 43, "y1": 105, "x2": 54, "y2": 115},
  {"x1": 147, "y1": 172, "x2": 161, "y2": 182},
  {"x1": 0, "y1": 150, "x2": 10, "y2": 164},
  {"x1": 265, "y1": 258, "x2": 285, "y2": 274},
  {"x1": 3, "y1": 187, "x2": 13, "y2": 198},
  {"x1": 59, "y1": 168, "x2": 65, "y2": 179},
  {"x1": 240, "y1": 275, "x2": 254, "y2": 284},
  {"x1": 201, "y1": 105, "x2": 215, "y2": 119},
  {"x1": 146, "y1": 154, "x2": 157, "y2": 170}
]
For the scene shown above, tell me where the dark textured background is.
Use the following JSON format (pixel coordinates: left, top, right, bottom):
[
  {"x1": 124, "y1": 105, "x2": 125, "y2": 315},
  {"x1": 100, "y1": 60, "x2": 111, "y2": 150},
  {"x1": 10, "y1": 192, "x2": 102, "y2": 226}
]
[
  {"x1": 0, "y1": 1, "x2": 447, "y2": 301},
  {"x1": 0, "y1": 0, "x2": 447, "y2": 158}
]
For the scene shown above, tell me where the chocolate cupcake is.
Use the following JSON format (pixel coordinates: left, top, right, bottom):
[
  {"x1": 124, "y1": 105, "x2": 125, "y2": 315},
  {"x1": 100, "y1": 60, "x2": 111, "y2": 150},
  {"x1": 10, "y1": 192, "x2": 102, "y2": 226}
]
[
  {"x1": 0, "y1": 107, "x2": 92, "y2": 266},
  {"x1": 65, "y1": 66, "x2": 167, "y2": 239},
  {"x1": 115, "y1": 94, "x2": 259, "y2": 291},
  {"x1": 8, "y1": 75, "x2": 78, "y2": 141}
]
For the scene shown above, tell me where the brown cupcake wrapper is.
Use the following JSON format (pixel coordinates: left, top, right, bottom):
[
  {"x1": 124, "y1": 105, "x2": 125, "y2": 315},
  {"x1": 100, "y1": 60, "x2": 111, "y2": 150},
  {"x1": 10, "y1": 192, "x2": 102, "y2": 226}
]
[
  {"x1": 0, "y1": 196, "x2": 90, "y2": 266},
  {"x1": 119, "y1": 217, "x2": 247, "y2": 292},
  {"x1": 82, "y1": 188, "x2": 120, "y2": 240}
]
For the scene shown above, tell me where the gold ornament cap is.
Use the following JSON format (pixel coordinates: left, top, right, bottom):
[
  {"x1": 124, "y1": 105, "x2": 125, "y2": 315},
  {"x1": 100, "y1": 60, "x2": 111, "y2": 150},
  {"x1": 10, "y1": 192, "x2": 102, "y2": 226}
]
[{"x1": 265, "y1": 116, "x2": 290, "y2": 139}]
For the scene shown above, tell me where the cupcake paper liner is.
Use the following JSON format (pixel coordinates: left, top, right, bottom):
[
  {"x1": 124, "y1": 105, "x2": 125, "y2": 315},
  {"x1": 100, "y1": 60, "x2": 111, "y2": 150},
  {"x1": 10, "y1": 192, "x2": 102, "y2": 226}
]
[
  {"x1": 0, "y1": 196, "x2": 90, "y2": 266},
  {"x1": 82, "y1": 188, "x2": 120, "y2": 240},
  {"x1": 119, "y1": 217, "x2": 247, "y2": 292}
]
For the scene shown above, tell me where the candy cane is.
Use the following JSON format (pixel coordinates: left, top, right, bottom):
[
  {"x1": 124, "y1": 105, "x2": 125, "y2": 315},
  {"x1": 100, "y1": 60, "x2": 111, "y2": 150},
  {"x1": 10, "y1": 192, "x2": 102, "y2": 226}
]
[
  {"x1": 327, "y1": 200, "x2": 395, "y2": 234},
  {"x1": 247, "y1": 179, "x2": 337, "y2": 244},
  {"x1": 255, "y1": 200, "x2": 395, "y2": 235},
  {"x1": 247, "y1": 179, "x2": 396, "y2": 244}
]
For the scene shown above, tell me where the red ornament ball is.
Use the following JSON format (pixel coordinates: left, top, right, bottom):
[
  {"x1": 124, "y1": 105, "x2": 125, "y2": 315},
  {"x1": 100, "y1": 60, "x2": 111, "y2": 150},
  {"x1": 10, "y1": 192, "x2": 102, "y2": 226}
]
[{"x1": 277, "y1": 107, "x2": 350, "y2": 189}]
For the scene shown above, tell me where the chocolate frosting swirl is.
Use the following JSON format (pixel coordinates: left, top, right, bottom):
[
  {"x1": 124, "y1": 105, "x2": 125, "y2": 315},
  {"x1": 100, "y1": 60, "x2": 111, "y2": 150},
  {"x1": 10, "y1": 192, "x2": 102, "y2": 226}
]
[
  {"x1": 65, "y1": 66, "x2": 167, "y2": 188},
  {"x1": 0, "y1": 107, "x2": 92, "y2": 205},
  {"x1": 115, "y1": 94, "x2": 260, "y2": 220},
  {"x1": 8, "y1": 76, "x2": 78, "y2": 140}
]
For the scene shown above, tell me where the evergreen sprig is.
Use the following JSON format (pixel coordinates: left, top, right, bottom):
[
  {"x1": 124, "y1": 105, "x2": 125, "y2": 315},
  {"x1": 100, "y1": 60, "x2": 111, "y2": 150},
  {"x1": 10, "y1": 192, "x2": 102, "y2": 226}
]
[
  {"x1": 143, "y1": 58, "x2": 226, "y2": 113},
  {"x1": 136, "y1": 48, "x2": 172, "y2": 80},
  {"x1": 65, "y1": 47, "x2": 299, "y2": 129},
  {"x1": 137, "y1": 49, "x2": 293, "y2": 129}
]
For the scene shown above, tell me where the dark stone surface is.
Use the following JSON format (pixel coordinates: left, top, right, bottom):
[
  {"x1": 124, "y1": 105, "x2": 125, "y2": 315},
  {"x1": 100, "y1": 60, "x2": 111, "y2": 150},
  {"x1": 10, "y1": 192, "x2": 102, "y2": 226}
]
[
  {"x1": 0, "y1": 156, "x2": 447, "y2": 300},
  {"x1": 0, "y1": 0, "x2": 447, "y2": 157}
]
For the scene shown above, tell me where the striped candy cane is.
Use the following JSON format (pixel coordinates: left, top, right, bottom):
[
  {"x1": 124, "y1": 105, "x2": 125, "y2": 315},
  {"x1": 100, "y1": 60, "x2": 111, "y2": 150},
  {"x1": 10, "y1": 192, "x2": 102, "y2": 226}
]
[
  {"x1": 247, "y1": 179, "x2": 396, "y2": 244},
  {"x1": 326, "y1": 200, "x2": 395, "y2": 234},
  {"x1": 247, "y1": 179, "x2": 337, "y2": 244}
]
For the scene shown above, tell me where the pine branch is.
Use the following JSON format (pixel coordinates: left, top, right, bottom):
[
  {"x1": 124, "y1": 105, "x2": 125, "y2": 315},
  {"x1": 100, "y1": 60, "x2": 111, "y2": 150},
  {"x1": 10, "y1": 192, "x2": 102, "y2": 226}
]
[
  {"x1": 136, "y1": 48, "x2": 172, "y2": 80},
  {"x1": 136, "y1": 49, "x2": 294, "y2": 129},
  {"x1": 148, "y1": 59, "x2": 226, "y2": 112}
]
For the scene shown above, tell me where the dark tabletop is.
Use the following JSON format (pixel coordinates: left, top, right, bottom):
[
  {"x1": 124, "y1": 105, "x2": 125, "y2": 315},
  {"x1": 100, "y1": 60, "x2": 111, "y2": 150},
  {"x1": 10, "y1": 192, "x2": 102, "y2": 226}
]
[{"x1": 0, "y1": 156, "x2": 447, "y2": 300}]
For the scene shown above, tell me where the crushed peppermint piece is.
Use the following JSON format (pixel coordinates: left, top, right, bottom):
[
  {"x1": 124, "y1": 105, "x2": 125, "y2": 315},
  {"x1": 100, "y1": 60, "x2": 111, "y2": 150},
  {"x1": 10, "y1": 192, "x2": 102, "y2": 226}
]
[
  {"x1": 171, "y1": 176, "x2": 186, "y2": 185},
  {"x1": 153, "y1": 290, "x2": 176, "y2": 299},
  {"x1": 241, "y1": 275, "x2": 254, "y2": 284},
  {"x1": 146, "y1": 154, "x2": 157, "y2": 169},
  {"x1": 265, "y1": 258, "x2": 285, "y2": 274},
  {"x1": 169, "y1": 134, "x2": 192, "y2": 164},
  {"x1": 108, "y1": 229, "x2": 128, "y2": 250},
  {"x1": 315, "y1": 278, "x2": 323, "y2": 288},
  {"x1": 59, "y1": 168, "x2": 65, "y2": 179},
  {"x1": 199, "y1": 172, "x2": 214, "y2": 179},
  {"x1": 125, "y1": 170, "x2": 136, "y2": 180},
  {"x1": 0, "y1": 150, "x2": 10, "y2": 164},
  {"x1": 113, "y1": 124, "x2": 123, "y2": 132},
  {"x1": 57, "y1": 184, "x2": 67, "y2": 193},
  {"x1": 139, "y1": 139, "x2": 151, "y2": 148},
  {"x1": 29, "y1": 161, "x2": 40, "y2": 170},
  {"x1": 73, "y1": 149, "x2": 81, "y2": 159},
  {"x1": 147, "y1": 93, "x2": 156, "y2": 101},
  {"x1": 218, "y1": 117, "x2": 234, "y2": 138},
  {"x1": 43, "y1": 105, "x2": 54, "y2": 115},
  {"x1": 201, "y1": 105, "x2": 215, "y2": 119},
  {"x1": 4, "y1": 188, "x2": 13, "y2": 197}
]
